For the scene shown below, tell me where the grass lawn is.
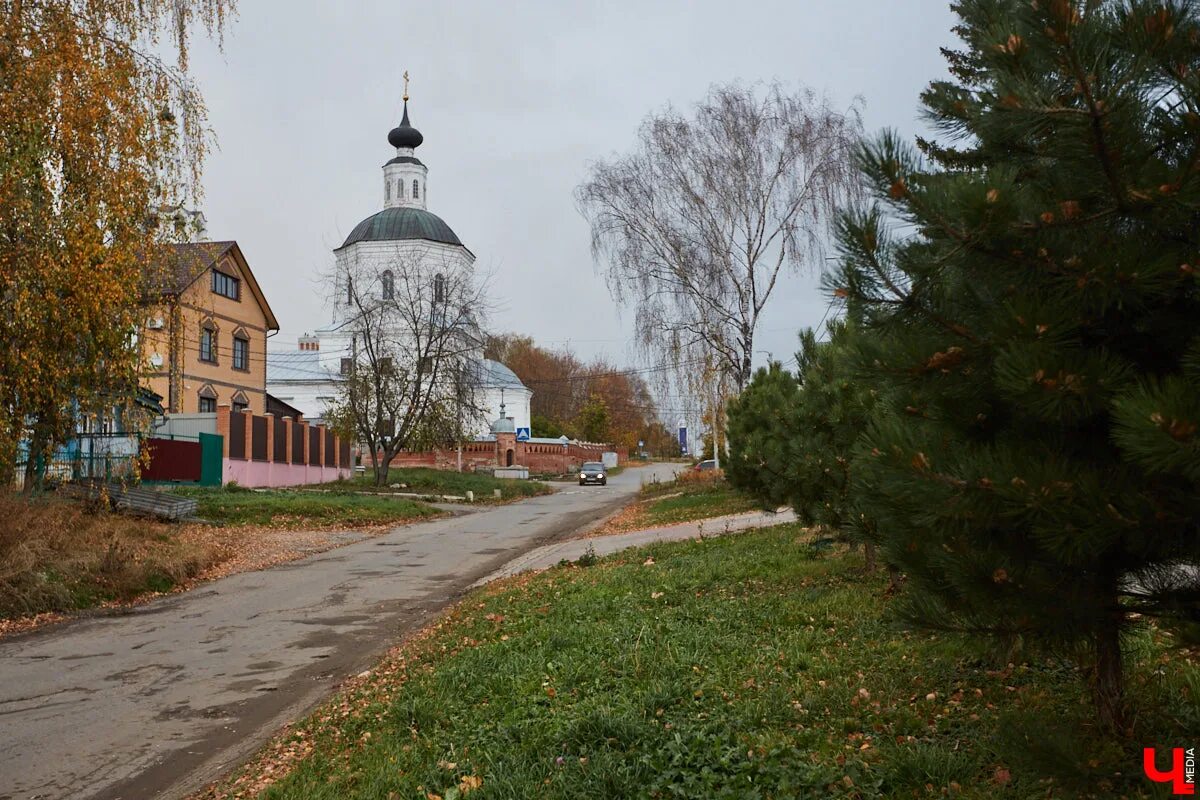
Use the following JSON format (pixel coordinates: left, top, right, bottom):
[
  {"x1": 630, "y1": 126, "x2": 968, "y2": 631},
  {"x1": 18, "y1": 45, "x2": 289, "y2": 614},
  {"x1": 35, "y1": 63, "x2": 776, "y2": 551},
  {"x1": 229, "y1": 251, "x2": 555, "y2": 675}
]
[
  {"x1": 593, "y1": 473, "x2": 761, "y2": 536},
  {"x1": 214, "y1": 527, "x2": 1197, "y2": 799},
  {"x1": 314, "y1": 468, "x2": 553, "y2": 503},
  {"x1": 170, "y1": 485, "x2": 441, "y2": 528}
]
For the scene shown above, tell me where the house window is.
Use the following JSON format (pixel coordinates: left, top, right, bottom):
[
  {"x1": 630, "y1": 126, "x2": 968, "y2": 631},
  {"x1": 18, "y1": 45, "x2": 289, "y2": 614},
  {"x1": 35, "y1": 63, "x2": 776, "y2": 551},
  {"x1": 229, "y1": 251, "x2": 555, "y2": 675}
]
[
  {"x1": 232, "y1": 335, "x2": 249, "y2": 371},
  {"x1": 412, "y1": 179, "x2": 419, "y2": 199},
  {"x1": 381, "y1": 270, "x2": 394, "y2": 300},
  {"x1": 212, "y1": 269, "x2": 240, "y2": 300},
  {"x1": 198, "y1": 385, "x2": 217, "y2": 413},
  {"x1": 199, "y1": 325, "x2": 216, "y2": 363},
  {"x1": 231, "y1": 392, "x2": 250, "y2": 414},
  {"x1": 340, "y1": 357, "x2": 353, "y2": 375},
  {"x1": 433, "y1": 272, "x2": 445, "y2": 303}
]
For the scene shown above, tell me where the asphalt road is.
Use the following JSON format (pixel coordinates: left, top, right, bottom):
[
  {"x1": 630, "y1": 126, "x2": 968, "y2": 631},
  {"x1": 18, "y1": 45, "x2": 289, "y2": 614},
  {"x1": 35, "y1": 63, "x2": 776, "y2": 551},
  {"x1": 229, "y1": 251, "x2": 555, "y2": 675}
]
[{"x1": 0, "y1": 463, "x2": 679, "y2": 800}]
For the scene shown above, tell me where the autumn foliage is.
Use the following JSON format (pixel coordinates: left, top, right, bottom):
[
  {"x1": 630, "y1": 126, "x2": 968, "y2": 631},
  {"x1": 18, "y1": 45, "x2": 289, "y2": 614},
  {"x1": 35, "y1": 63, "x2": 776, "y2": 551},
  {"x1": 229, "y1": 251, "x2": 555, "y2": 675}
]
[
  {"x1": 484, "y1": 333, "x2": 676, "y2": 453},
  {"x1": 0, "y1": 0, "x2": 234, "y2": 482}
]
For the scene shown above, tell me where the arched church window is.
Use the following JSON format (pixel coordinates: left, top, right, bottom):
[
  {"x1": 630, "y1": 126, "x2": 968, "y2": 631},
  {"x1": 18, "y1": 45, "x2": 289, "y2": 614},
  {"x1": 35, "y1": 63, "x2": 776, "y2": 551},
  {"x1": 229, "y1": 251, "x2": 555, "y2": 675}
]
[
  {"x1": 381, "y1": 270, "x2": 394, "y2": 300},
  {"x1": 397, "y1": 179, "x2": 404, "y2": 199},
  {"x1": 433, "y1": 273, "x2": 445, "y2": 303},
  {"x1": 346, "y1": 278, "x2": 353, "y2": 305},
  {"x1": 412, "y1": 179, "x2": 419, "y2": 199},
  {"x1": 385, "y1": 180, "x2": 391, "y2": 202}
]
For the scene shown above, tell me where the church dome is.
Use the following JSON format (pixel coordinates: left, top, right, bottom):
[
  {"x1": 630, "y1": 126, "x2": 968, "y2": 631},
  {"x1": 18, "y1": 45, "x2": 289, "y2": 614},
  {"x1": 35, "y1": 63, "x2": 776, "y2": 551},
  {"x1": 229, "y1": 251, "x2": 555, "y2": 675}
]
[
  {"x1": 490, "y1": 415, "x2": 516, "y2": 435},
  {"x1": 338, "y1": 206, "x2": 463, "y2": 249},
  {"x1": 387, "y1": 100, "x2": 423, "y2": 149}
]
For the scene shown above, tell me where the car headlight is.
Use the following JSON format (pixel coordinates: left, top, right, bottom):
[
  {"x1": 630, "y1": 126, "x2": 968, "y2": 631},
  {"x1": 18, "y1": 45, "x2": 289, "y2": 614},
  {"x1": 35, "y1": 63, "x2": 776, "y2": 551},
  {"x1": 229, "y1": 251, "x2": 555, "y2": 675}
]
[{"x1": 580, "y1": 472, "x2": 586, "y2": 479}]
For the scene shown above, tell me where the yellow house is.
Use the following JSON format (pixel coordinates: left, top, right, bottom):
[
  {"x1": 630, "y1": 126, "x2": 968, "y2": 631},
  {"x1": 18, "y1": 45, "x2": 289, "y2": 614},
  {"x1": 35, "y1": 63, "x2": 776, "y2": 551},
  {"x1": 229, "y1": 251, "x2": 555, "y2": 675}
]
[{"x1": 143, "y1": 241, "x2": 280, "y2": 414}]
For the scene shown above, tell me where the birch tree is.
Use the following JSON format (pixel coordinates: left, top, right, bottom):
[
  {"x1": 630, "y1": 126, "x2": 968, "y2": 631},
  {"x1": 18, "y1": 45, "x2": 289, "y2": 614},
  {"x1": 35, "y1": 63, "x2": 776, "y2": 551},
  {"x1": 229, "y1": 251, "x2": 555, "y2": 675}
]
[
  {"x1": 576, "y1": 82, "x2": 863, "y2": 393},
  {"x1": 0, "y1": 0, "x2": 234, "y2": 485},
  {"x1": 326, "y1": 255, "x2": 488, "y2": 486}
]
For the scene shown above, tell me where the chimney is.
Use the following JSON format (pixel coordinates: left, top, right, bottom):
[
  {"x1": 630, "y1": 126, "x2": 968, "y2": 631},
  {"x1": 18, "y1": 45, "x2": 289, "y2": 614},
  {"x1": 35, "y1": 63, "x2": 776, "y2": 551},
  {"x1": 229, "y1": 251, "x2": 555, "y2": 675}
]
[{"x1": 299, "y1": 333, "x2": 319, "y2": 352}]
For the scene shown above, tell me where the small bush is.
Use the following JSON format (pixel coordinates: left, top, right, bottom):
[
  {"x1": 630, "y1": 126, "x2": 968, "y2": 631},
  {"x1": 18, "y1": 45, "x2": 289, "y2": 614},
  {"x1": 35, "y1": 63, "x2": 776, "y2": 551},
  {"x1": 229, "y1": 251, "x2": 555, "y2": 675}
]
[{"x1": 0, "y1": 492, "x2": 220, "y2": 618}]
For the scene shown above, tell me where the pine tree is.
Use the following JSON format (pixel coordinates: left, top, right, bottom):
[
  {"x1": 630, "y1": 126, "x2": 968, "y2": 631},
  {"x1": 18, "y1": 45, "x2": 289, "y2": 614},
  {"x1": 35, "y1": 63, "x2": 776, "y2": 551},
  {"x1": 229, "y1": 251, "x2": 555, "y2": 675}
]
[
  {"x1": 831, "y1": 0, "x2": 1200, "y2": 728},
  {"x1": 725, "y1": 361, "x2": 802, "y2": 508},
  {"x1": 727, "y1": 321, "x2": 883, "y2": 567}
]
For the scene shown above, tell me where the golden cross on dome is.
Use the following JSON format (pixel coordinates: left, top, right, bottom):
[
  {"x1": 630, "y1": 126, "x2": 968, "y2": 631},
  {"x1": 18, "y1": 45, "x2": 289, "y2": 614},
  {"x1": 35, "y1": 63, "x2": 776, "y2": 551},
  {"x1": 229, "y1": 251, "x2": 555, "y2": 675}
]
[{"x1": 402, "y1": 70, "x2": 410, "y2": 102}]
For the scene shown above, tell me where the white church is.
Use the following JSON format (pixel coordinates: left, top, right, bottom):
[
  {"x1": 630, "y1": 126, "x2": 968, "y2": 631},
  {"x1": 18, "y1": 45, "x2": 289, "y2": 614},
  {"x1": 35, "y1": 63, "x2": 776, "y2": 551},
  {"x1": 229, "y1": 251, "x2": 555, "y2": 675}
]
[{"x1": 267, "y1": 89, "x2": 531, "y2": 438}]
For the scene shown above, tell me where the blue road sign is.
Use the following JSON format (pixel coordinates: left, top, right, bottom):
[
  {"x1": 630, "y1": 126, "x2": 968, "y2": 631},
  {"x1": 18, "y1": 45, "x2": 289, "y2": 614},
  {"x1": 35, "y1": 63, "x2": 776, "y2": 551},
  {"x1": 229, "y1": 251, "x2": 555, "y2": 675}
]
[{"x1": 516, "y1": 427, "x2": 531, "y2": 441}]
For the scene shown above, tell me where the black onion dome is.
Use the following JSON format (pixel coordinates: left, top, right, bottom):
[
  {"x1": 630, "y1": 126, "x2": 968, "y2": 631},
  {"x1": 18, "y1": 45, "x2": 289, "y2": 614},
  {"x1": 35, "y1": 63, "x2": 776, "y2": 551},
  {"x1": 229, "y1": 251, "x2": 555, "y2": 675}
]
[
  {"x1": 339, "y1": 207, "x2": 463, "y2": 249},
  {"x1": 387, "y1": 101, "x2": 424, "y2": 149}
]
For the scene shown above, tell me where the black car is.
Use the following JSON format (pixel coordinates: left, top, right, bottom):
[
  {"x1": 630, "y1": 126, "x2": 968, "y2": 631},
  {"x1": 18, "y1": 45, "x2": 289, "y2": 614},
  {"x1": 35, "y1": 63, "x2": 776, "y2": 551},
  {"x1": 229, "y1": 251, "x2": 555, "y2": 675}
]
[{"x1": 579, "y1": 461, "x2": 607, "y2": 486}]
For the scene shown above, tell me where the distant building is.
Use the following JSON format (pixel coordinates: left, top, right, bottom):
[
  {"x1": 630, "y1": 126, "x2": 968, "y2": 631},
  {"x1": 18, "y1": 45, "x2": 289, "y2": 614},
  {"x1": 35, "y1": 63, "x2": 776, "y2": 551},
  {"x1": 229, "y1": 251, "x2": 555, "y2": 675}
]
[
  {"x1": 143, "y1": 241, "x2": 280, "y2": 415},
  {"x1": 266, "y1": 89, "x2": 531, "y2": 437}
]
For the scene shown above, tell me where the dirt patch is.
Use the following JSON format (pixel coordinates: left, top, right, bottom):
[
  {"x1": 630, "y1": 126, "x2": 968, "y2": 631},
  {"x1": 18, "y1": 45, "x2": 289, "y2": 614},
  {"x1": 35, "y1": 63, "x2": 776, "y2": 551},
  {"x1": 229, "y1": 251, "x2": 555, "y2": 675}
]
[
  {"x1": 0, "y1": 494, "x2": 440, "y2": 640},
  {"x1": 582, "y1": 501, "x2": 651, "y2": 538}
]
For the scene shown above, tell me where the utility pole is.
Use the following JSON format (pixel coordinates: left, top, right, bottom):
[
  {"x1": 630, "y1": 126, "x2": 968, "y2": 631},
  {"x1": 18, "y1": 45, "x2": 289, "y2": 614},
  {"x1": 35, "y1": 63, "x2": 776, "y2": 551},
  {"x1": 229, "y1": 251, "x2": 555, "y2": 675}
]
[
  {"x1": 455, "y1": 361, "x2": 463, "y2": 473},
  {"x1": 712, "y1": 371, "x2": 720, "y2": 471}
]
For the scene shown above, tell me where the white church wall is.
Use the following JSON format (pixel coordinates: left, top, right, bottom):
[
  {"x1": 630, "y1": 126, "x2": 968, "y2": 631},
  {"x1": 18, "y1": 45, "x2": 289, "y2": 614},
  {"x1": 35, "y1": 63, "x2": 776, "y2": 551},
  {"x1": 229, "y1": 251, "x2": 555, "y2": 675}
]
[
  {"x1": 474, "y1": 385, "x2": 532, "y2": 439},
  {"x1": 267, "y1": 380, "x2": 341, "y2": 423}
]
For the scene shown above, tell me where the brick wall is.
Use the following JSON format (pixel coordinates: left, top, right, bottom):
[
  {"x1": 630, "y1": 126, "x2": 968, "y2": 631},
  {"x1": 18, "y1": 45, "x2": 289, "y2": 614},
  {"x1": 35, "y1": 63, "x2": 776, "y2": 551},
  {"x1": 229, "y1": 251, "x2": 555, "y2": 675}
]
[
  {"x1": 214, "y1": 404, "x2": 349, "y2": 487},
  {"x1": 367, "y1": 440, "x2": 623, "y2": 474}
]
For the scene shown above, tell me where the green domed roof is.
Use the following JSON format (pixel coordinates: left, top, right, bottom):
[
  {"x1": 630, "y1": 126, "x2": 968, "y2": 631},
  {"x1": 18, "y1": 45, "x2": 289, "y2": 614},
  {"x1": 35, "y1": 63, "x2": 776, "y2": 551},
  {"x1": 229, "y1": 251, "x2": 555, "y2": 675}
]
[{"x1": 339, "y1": 207, "x2": 463, "y2": 249}]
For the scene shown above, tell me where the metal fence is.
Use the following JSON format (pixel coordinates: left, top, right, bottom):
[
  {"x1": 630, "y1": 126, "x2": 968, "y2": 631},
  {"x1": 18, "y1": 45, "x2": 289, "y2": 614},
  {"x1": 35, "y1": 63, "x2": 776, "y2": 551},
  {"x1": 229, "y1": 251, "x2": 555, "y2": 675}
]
[{"x1": 14, "y1": 432, "x2": 141, "y2": 490}]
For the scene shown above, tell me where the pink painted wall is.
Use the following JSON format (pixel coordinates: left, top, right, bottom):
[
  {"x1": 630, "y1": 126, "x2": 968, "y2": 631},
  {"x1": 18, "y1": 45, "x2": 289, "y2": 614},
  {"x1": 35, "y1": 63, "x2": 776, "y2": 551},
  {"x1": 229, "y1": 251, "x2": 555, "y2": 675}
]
[{"x1": 223, "y1": 458, "x2": 350, "y2": 488}]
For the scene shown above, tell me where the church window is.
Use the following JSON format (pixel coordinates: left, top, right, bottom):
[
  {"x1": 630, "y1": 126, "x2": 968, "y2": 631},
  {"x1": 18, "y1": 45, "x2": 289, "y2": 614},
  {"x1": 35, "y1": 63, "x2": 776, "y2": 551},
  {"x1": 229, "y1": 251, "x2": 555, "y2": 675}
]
[
  {"x1": 381, "y1": 270, "x2": 394, "y2": 300},
  {"x1": 433, "y1": 273, "x2": 445, "y2": 303},
  {"x1": 385, "y1": 180, "x2": 391, "y2": 202},
  {"x1": 412, "y1": 179, "x2": 419, "y2": 199},
  {"x1": 346, "y1": 278, "x2": 353, "y2": 305},
  {"x1": 397, "y1": 179, "x2": 404, "y2": 199}
]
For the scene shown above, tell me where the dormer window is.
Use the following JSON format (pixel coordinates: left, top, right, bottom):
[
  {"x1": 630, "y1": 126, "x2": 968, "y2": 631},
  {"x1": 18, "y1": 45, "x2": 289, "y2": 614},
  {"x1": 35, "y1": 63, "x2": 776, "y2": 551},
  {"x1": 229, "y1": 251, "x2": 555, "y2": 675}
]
[
  {"x1": 212, "y1": 269, "x2": 240, "y2": 300},
  {"x1": 412, "y1": 179, "x2": 419, "y2": 200}
]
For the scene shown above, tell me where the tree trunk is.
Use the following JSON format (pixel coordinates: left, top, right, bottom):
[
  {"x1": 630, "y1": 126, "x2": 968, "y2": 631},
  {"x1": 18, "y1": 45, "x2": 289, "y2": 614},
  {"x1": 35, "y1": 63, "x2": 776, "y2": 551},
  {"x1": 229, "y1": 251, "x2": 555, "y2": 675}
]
[
  {"x1": 374, "y1": 461, "x2": 390, "y2": 487},
  {"x1": 863, "y1": 541, "x2": 878, "y2": 572},
  {"x1": 1091, "y1": 621, "x2": 1126, "y2": 730},
  {"x1": 886, "y1": 565, "x2": 903, "y2": 595},
  {"x1": 22, "y1": 425, "x2": 47, "y2": 495}
]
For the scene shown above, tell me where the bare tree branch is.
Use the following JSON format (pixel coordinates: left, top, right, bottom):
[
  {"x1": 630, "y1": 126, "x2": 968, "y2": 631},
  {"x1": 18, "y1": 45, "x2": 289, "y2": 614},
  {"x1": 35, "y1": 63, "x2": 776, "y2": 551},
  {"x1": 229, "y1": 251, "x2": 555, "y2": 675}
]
[
  {"x1": 325, "y1": 252, "x2": 491, "y2": 486},
  {"x1": 576, "y1": 82, "x2": 863, "y2": 397}
]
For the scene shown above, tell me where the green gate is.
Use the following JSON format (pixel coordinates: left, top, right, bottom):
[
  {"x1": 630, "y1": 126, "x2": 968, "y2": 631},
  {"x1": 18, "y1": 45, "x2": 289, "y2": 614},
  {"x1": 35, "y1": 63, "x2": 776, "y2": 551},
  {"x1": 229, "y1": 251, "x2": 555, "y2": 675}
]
[{"x1": 199, "y1": 432, "x2": 223, "y2": 487}]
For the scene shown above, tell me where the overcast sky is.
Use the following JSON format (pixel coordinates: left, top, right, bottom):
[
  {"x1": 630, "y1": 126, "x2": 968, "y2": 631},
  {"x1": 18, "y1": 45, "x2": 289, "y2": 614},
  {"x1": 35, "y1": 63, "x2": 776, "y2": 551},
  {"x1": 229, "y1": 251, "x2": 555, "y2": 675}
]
[{"x1": 188, "y1": 1, "x2": 959, "y2": 377}]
